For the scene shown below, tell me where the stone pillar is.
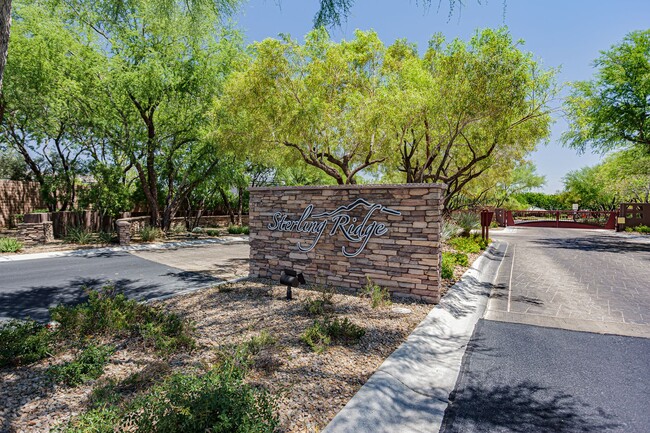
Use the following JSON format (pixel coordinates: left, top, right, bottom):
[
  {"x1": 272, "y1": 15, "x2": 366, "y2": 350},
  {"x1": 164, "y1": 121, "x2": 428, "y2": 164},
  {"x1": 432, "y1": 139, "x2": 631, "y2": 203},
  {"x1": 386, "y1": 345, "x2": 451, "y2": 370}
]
[
  {"x1": 43, "y1": 221, "x2": 54, "y2": 243},
  {"x1": 116, "y1": 220, "x2": 131, "y2": 246},
  {"x1": 16, "y1": 221, "x2": 54, "y2": 245}
]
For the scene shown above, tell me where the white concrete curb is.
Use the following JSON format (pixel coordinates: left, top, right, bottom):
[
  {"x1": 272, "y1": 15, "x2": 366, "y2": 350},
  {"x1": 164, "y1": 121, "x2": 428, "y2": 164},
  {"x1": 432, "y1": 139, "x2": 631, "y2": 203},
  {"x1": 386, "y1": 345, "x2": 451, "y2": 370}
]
[
  {"x1": 323, "y1": 241, "x2": 507, "y2": 433},
  {"x1": 0, "y1": 236, "x2": 249, "y2": 263}
]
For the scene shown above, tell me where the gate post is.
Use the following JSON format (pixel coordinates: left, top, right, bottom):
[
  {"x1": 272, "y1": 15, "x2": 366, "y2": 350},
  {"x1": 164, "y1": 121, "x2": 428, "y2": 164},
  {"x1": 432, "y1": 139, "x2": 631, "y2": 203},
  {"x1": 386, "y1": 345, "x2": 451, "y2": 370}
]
[{"x1": 556, "y1": 211, "x2": 560, "y2": 228}]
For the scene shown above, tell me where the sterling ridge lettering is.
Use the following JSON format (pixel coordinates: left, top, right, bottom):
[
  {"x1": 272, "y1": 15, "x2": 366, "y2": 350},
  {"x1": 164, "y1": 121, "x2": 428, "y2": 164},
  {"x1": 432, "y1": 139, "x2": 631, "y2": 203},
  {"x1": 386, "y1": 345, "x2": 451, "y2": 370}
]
[{"x1": 267, "y1": 199, "x2": 401, "y2": 257}]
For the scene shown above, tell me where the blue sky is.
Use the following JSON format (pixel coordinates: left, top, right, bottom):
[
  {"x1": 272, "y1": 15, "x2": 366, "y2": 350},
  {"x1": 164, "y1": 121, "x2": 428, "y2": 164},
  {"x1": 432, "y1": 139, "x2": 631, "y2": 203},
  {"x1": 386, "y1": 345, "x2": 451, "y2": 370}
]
[{"x1": 234, "y1": 0, "x2": 650, "y2": 193}]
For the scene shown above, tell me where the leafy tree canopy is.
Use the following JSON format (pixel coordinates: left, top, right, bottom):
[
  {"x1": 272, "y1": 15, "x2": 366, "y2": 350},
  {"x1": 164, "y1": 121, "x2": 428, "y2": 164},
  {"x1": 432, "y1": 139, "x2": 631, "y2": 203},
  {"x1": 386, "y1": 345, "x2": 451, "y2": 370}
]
[{"x1": 563, "y1": 29, "x2": 650, "y2": 155}]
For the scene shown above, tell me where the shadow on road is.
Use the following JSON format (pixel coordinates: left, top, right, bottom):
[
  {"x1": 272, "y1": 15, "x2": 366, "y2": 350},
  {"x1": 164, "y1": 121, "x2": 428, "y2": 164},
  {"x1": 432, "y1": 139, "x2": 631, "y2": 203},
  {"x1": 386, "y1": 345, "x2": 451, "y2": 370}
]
[
  {"x1": 0, "y1": 271, "x2": 224, "y2": 323},
  {"x1": 532, "y1": 236, "x2": 650, "y2": 255},
  {"x1": 441, "y1": 379, "x2": 621, "y2": 433}
]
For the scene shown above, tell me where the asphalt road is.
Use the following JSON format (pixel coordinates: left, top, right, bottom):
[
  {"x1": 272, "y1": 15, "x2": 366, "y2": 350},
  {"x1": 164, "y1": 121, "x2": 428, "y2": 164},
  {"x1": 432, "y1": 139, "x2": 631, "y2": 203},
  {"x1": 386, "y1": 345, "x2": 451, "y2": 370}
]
[
  {"x1": 441, "y1": 319, "x2": 650, "y2": 433},
  {"x1": 0, "y1": 241, "x2": 250, "y2": 322},
  {"x1": 441, "y1": 228, "x2": 650, "y2": 433}
]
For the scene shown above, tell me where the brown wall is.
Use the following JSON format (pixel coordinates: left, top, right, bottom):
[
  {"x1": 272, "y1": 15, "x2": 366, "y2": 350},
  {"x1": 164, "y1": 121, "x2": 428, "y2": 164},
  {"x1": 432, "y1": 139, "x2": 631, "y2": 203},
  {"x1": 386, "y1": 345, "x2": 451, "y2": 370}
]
[
  {"x1": 619, "y1": 203, "x2": 650, "y2": 230},
  {"x1": 0, "y1": 180, "x2": 46, "y2": 228},
  {"x1": 249, "y1": 184, "x2": 446, "y2": 303}
]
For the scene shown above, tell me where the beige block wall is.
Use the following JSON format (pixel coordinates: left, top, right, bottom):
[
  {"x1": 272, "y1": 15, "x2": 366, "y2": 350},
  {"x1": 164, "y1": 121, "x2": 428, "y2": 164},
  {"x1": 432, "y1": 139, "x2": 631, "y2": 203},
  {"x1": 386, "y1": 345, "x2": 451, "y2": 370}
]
[
  {"x1": 0, "y1": 181, "x2": 46, "y2": 227},
  {"x1": 249, "y1": 184, "x2": 446, "y2": 303}
]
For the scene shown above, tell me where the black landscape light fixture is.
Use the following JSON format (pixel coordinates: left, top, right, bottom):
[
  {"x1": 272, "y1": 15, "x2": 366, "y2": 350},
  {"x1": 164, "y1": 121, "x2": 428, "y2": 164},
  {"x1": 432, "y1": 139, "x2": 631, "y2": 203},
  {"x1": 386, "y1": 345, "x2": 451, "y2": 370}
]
[{"x1": 280, "y1": 269, "x2": 306, "y2": 300}]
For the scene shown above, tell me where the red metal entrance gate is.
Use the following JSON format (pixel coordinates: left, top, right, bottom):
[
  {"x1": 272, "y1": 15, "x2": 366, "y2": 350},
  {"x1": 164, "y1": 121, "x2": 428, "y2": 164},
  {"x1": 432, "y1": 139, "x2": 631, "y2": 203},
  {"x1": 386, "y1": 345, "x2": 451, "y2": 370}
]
[{"x1": 505, "y1": 210, "x2": 617, "y2": 229}]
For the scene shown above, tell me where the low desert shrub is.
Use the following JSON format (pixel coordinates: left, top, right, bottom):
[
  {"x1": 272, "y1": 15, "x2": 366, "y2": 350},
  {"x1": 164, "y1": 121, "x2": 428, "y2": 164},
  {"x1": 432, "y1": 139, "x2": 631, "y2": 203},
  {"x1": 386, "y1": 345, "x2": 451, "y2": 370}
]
[
  {"x1": 242, "y1": 330, "x2": 277, "y2": 356},
  {"x1": 301, "y1": 321, "x2": 330, "y2": 354},
  {"x1": 50, "y1": 286, "x2": 194, "y2": 355},
  {"x1": 0, "y1": 237, "x2": 23, "y2": 253},
  {"x1": 139, "y1": 225, "x2": 163, "y2": 242},
  {"x1": 205, "y1": 229, "x2": 220, "y2": 236},
  {"x1": 48, "y1": 344, "x2": 115, "y2": 386},
  {"x1": 0, "y1": 319, "x2": 54, "y2": 367},
  {"x1": 472, "y1": 234, "x2": 491, "y2": 250},
  {"x1": 304, "y1": 287, "x2": 335, "y2": 315},
  {"x1": 361, "y1": 278, "x2": 391, "y2": 308},
  {"x1": 65, "y1": 226, "x2": 94, "y2": 244},
  {"x1": 301, "y1": 317, "x2": 365, "y2": 353},
  {"x1": 449, "y1": 236, "x2": 481, "y2": 254},
  {"x1": 445, "y1": 251, "x2": 469, "y2": 267},
  {"x1": 97, "y1": 231, "x2": 116, "y2": 244},
  {"x1": 56, "y1": 356, "x2": 278, "y2": 433},
  {"x1": 227, "y1": 225, "x2": 250, "y2": 235},
  {"x1": 440, "y1": 220, "x2": 462, "y2": 242},
  {"x1": 441, "y1": 253, "x2": 456, "y2": 279},
  {"x1": 325, "y1": 317, "x2": 365, "y2": 343},
  {"x1": 452, "y1": 212, "x2": 480, "y2": 237}
]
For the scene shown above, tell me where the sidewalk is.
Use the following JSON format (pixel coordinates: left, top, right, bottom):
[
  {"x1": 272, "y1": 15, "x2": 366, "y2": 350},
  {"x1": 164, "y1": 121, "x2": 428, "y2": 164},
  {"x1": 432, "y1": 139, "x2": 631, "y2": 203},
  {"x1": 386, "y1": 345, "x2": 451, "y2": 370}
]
[{"x1": 323, "y1": 242, "x2": 507, "y2": 433}]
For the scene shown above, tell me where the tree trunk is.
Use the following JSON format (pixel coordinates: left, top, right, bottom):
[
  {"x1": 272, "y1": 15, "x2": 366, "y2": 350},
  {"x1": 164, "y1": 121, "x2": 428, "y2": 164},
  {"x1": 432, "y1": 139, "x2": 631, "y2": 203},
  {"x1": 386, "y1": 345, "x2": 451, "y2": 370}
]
[
  {"x1": 0, "y1": 0, "x2": 12, "y2": 125},
  {"x1": 236, "y1": 186, "x2": 243, "y2": 226},
  {"x1": 218, "y1": 187, "x2": 235, "y2": 225}
]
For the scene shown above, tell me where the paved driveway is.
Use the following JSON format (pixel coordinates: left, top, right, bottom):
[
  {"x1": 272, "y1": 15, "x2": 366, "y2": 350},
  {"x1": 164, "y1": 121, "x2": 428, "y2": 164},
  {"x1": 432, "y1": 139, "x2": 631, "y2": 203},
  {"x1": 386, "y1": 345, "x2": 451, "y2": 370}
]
[
  {"x1": 441, "y1": 228, "x2": 650, "y2": 433},
  {"x1": 485, "y1": 228, "x2": 650, "y2": 337},
  {"x1": 0, "y1": 240, "x2": 250, "y2": 322}
]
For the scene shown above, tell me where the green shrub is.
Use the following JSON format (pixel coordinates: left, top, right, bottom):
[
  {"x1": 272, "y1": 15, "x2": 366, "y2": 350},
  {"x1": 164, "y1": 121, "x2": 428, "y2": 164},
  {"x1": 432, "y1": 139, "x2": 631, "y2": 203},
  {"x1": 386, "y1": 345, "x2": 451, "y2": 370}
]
[
  {"x1": 441, "y1": 220, "x2": 462, "y2": 242},
  {"x1": 227, "y1": 225, "x2": 242, "y2": 234},
  {"x1": 191, "y1": 226, "x2": 203, "y2": 233},
  {"x1": 301, "y1": 318, "x2": 365, "y2": 353},
  {"x1": 625, "y1": 226, "x2": 634, "y2": 232},
  {"x1": 441, "y1": 253, "x2": 456, "y2": 279},
  {"x1": 444, "y1": 251, "x2": 469, "y2": 267},
  {"x1": 227, "y1": 225, "x2": 250, "y2": 235},
  {"x1": 632, "y1": 225, "x2": 650, "y2": 234},
  {"x1": 135, "y1": 358, "x2": 278, "y2": 433},
  {"x1": 171, "y1": 224, "x2": 187, "y2": 234},
  {"x1": 325, "y1": 317, "x2": 365, "y2": 343},
  {"x1": 301, "y1": 321, "x2": 331, "y2": 354},
  {"x1": 0, "y1": 320, "x2": 53, "y2": 367},
  {"x1": 50, "y1": 287, "x2": 194, "y2": 355},
  {"x1": 361, "y1": 278, "x2": 392, "y2": 308},
  {"x1": 206, "y1": 229, "x2": 220, "y2": 236},
  {"x1": 304, "y1": 287, "x2": 335, "y2": 315},
  {"x1": 65, "y1": 226, "x2": 94, "y2": 244},
  {"x1": 242, "y1": 330, "x2": 277, "y2": 356},
  {"x1": 452, "y1": 212, "x2": 480, "y2": 236},
  {"x1": 57, "y1": 355, "x2": 278, "y2": 433},
  {"x1": 53, "y1": 407, "x2": 120, "y2": 433},
  {"x1": 139, "y1": 225, "x2": 163, "y2": 242},
  {"x1": 449, "y1": 236, "x2": 481, "y2": 253},
  {"x1": 97, "y1": 231, "x2": 115, "y2": 244},
  {"x1": 48, "y1": 344, "x2": 114, "y2": 386},
  {"x1": 471, "y1": 234, "x2": 491, "y2": 250},
  {"x1": 0, "y1": 237, "x2": 23, "y2": 253}
]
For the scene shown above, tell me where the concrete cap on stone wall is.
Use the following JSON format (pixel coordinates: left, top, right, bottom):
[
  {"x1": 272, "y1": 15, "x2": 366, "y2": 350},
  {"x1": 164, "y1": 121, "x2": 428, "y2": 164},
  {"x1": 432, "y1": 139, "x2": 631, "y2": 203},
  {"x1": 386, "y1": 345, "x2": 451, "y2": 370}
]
[{"x1": 115, "y1": 220, "x2": 132, "y2": 227}]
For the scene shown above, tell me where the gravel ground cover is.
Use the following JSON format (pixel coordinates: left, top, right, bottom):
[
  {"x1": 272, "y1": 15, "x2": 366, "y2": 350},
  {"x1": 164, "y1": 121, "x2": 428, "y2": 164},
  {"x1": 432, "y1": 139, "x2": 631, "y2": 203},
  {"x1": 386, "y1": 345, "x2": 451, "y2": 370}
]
[{"x1": 0, "y1": 280, "x2": 432, "y2": 433}]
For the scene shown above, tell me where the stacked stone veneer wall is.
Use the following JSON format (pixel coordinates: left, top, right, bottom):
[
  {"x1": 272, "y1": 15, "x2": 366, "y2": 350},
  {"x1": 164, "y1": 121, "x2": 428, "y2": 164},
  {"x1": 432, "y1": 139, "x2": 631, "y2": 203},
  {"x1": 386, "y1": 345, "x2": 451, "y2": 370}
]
[
  {"x1": 15, "y1": 221, "x2": 54, "y2": 245},
  {"x1": 249, "y1": 184, "x2": 446, "y2": 303},
  {"x1": 0, "y1": 181, "x2": 46, "y2": 228}
]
